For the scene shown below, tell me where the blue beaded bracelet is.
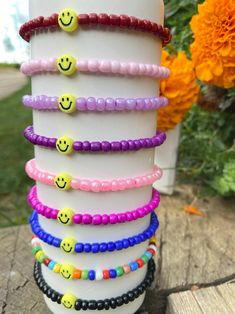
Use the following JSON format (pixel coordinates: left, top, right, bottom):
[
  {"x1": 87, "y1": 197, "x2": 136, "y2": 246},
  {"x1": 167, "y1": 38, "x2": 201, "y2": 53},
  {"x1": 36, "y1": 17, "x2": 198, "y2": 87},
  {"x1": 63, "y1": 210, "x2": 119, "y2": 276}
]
[{"x1": 30, "y1": 211, "x2": 159, "y2": 254}]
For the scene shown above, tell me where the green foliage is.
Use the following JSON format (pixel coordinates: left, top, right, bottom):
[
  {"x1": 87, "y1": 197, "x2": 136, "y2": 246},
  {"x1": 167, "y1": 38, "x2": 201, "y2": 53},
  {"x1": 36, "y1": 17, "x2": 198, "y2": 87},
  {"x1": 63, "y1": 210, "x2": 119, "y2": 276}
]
[
  {"x1": 178, "y1": 105, "x2": 235, "y2": 197},
  {"x1": 0, "y1": 82, "x2": 33, "y2": 227}
]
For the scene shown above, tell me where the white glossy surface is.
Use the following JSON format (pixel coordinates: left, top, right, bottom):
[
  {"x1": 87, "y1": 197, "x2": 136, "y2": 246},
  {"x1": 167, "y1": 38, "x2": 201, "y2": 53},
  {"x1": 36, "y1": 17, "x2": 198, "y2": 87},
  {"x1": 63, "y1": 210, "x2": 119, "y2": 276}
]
[{"x1": 29, "y1": 0, "x2": 164, "y2": 313}]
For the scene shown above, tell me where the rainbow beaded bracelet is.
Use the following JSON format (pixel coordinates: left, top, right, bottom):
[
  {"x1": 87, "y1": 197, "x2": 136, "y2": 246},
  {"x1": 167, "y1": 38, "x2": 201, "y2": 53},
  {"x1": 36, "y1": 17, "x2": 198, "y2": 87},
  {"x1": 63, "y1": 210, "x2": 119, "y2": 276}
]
[
  {"x1": 22, "y1": 94, "x2": 168, "y2": 113},
  {"x1": 34, "y1": 259, "x2": 155, "y2": 310},
  {"x1": 28, "y1": 186, "x2": 160, "y2": 226},
  {"x1": 20, "y1": 54, "x2": 170, "y2": 78},
  {"x1": 30, "y1": 211, "x2": 159, "y2": 254},
  {"x1": 31, "y1": 235, "x2": 156, "y2": 281},
  {"x1": 19, "y1": 9, "x2": 172, "y2": 46},
  {"x1": 25, "y1": 159, "x2": 163, "y2": 192},
  {"x1": 24, "y1": 126, "x2": 166, "y2": 154}
]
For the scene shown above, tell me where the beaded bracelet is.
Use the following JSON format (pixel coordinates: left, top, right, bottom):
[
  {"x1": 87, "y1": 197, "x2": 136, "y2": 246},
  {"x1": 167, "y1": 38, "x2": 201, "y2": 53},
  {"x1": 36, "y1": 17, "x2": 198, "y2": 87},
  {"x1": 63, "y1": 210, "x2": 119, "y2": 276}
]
[
  {"x1": 34, "y1": 259, "x2": 155, "y2": 310},
  {"x1": 31, "y1": 235, "x2": 156, "y2": 281},
  {"x1": 24, "y1": 126, "x2": 166, "y2": 155},
  {"x1": 28, "y1": 186, "x2": 160, "y2": 226},
  {"x1": 19, "y1": 10, "x2": 172, "y2": 46},
  {"x1": 25, "y1": 159, "x2": 163, "y2": 192},
  {"x1": 22, "y1": 94, "x2": 168, "y2": 113},
  {"x1": 20, "y1": 55, "x2": 170, "y2": 78},
  {"x1": 30, "y1": 211, "x2": 159, "y2": 254}
]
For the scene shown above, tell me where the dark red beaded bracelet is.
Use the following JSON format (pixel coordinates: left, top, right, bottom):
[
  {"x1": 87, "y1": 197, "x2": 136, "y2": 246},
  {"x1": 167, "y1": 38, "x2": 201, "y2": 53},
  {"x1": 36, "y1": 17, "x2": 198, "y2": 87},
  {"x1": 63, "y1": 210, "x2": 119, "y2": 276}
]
[
  {"x1": 23, "y1": 126, "x2": 166, "y2": 154},
  {"x1": 19, "y1": 12, "x2": 172, "y2": 46}
]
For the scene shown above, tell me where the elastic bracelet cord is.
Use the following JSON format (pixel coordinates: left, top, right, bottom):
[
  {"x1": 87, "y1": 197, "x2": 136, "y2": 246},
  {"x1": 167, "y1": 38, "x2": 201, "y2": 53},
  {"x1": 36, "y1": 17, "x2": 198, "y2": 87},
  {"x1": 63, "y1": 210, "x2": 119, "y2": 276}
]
[
  {"x1": 20, "y1": 56, "x2": 170, "y2": 78},
  {"x1": 31, "y1": 235, "x2": 157, "y2": 281},
  {"x1": 22, "y1": 95, "x2": 168, "y2": 112},
  {"x1": 25, "y1": 159, "x2": 163, "y2": 192},
  {"x1": 19, "y1": 11, "x2": 172, "y2": 46},
  {"x1": 30, "y1": 211, "x2": 159, "y2": 254},
  {"x1": 28, "y1": 186, "x2": 160, "y2": 226},
  {"x1": 34, "y1": 259, "x2": 155, "y2": 310},
  {"x1": 24, "y1": 126, "x2": 166, "y2": 154}
]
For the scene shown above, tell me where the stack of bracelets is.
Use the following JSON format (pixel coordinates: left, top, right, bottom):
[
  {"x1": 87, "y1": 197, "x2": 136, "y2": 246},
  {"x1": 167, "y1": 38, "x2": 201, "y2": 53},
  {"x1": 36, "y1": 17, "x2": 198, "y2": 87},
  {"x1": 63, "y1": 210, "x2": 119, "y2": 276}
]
[{"x1": 20, "y1": 5, "x2": 172, "y2": 312}]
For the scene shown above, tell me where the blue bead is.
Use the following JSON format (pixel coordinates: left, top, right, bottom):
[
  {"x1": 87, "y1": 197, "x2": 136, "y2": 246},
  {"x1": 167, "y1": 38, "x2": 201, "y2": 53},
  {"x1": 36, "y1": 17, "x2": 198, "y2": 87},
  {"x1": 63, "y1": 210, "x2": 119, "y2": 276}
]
[
  {"x1": 130, "y1": 262, "x2": 138, "y2": 271},
  {"x1": 145, "y1": 251, "x2": 152, "y2": 260},
  {"x1": 91, "y1": 243, "x2": 99, "y2": 253},
  {"x1": 109, "y1": 269, "x2": 117, "y2": 278},
  {"x1": 48, "y1": 261, "x2": 56, "y2": 270},
  {"x1": 134, "y1": 236, "x2": 141, "y2": 244},
  {"x1": 107, "y1": 242, "x2": 115, "y2": 252},
  {"x1": 99, "y1": 243, "x2": 107, "y2": 252},
  {"x1": 145, "y1": 231, "x2": 151, "y2": 238},
  {"x1": 139, "y1": 233, "x2": 146, "y2": 242},
  {"x1": 115, "y1": 241, "x2": 123, "y2": 250},
  {"x1": 129, "y1": 238, "x2": 135, "y2": 246},
  {"x1": 47, "y1": 235, "x2": 54, "y2": 245},
  {"x1": 84, "y1": 243, "x2": 91, "y2": 253},
  {"x1": 88, "y1": 270, "x2": 95, "y2": 281},
  {"x1": 42, "y1": 233, "x2": 48, "y2": 242},
  {"x1": 38, "y1": 230, "x2": 44, "y2": 239},
  {"x1": 75, "y1": 243, "x2": 84, "y2": 253},
  {"x1": 122, "y1": 239, "x2": 130, "y2": 249},
  {"x1": 52, "y1": 237, "x2": 61, "y2": 247}
]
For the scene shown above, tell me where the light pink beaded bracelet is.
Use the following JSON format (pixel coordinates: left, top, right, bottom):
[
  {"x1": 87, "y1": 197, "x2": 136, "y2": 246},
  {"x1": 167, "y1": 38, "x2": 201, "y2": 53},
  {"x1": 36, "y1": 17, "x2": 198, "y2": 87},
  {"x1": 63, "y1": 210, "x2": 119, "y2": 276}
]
[
  {"x1": 20, "y1": 54, "x2": 170, "y2": 78},
  {"x1": 25, "y1": 159, "x2": 162, "y2": 192}
]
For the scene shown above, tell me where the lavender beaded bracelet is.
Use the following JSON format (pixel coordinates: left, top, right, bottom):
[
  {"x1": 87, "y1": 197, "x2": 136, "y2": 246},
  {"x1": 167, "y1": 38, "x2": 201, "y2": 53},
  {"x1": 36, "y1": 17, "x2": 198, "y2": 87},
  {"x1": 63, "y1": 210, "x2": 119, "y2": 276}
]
[
  {"x1": 24, "y1": 126, "x2": 166, "y2": 154},
  {"x1": 22, "y1": 94, "x2": 168, "y2": 113},
  {"x1": 28, "y1": 185, "x2": 160, "y2": 226}
]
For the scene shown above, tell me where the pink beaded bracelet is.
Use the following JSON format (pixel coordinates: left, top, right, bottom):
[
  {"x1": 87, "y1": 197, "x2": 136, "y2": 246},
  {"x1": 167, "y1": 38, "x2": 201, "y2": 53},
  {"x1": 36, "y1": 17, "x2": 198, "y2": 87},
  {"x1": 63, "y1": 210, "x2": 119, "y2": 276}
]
[
  {"x1": 22, "y1": 94, "x2": 168, "y2": 112},
  {"x1": 20, "y1": 55, "x2": 170, "y2": 78},
  {"x1": 25, "y1": 159, "x2": 162, "y2": 192},
  {"x1": 28, "y1": 185, "x2": 160, "y2": 225}
]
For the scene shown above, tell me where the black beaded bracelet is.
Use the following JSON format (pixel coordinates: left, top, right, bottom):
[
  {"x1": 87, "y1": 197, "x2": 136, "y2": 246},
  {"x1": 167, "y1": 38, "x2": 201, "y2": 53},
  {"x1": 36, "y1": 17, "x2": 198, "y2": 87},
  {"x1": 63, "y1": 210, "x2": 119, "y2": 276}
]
[{"x1": 34, "y1": 259, "x2": 155, "y2": 311}]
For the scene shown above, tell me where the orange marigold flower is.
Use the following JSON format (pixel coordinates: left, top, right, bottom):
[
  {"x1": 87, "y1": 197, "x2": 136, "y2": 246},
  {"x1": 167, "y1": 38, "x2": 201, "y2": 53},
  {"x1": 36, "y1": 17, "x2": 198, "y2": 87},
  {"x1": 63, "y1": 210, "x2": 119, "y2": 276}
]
[
  {"x1": 190, "y1": 0, "x2": 235, "y2": 88},
  {"x1": 158, "y1": 50, "x2": 199, "y2": 132}
]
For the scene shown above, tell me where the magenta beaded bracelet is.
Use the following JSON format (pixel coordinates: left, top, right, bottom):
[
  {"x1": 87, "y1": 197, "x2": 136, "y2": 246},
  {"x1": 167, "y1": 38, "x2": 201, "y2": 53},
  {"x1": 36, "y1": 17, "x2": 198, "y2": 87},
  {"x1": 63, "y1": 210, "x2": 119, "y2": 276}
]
[
  {"x1": 28, "y1": 185, "x2": 160, "y2": 225},
  {"x1": 22, "y1": 94, "x2": 168, "y2": 113},
  {"x1": 25, "y1": 159, "x2": 163, "y2": 192},
  {"x1": 24, "y1": 126, "x2": 166, "y2": 154},
  {"x1": 20, "y1": 55, "x2": 170, "y2": 78}
]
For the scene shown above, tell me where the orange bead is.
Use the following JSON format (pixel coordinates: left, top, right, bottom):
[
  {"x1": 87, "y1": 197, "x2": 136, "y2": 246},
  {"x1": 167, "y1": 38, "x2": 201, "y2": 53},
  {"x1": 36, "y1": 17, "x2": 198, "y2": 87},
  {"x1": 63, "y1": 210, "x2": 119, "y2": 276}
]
[{"x1": 73, "y1": 269, "x2": 81, "y2": 279}]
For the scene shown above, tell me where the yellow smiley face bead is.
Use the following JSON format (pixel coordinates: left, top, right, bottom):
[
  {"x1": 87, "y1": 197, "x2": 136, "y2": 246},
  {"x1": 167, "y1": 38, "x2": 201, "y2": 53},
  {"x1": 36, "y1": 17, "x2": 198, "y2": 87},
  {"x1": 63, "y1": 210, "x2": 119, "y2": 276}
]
[
  {"x1": 58, "y1": 94, "x2": 76, "y2": 113},
  {"x1": 57, "y1": 54, "x2": 77, "y2": 76},
  {"x1": 58, "y1": 8, "x2": 78, "y2": 32},
  {"x1": 57, "y1": 208, "x2": 74, "y2": 226},
  {"x1": 56, "y1": 136, "x2": 74, "y2": 155},
  {"x1": 60, "y1": 236, "x2": 76, "y2": 254},
  {"x1": 61, "y1": 293, "x2": 76, "y2": 309},
  {"x1": 60, "y1": 264, "x2": 75, "y2": 280},
  {"x1": 54, "y1": 172, "x2": 72, "y2": 191}
]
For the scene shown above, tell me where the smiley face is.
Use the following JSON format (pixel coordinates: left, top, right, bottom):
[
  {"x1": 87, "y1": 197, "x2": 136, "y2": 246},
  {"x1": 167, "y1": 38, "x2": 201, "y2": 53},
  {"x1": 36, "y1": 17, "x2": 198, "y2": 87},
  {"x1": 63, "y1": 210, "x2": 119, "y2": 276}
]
[
  {"x1": 60, "y1": 264, "x2": 75, "y2": 280},
  {"x1": 58, "y1": 9, "x2": 78, "y2": 32},
  {"x1": 58, "y1": 94, "x2": 76, "y2": 113},
  {"x1": 56, "y1": 136, "x2": 74, "y2": 155},
  {"x1": 57, "y1": 208, "x2": 74, "y2": 225},
  {"x1": 60, "y1": 236, "x2": 76, "y2": 254},
  {"x1": 61, "y1": 293, "x2": 76, "y2": 309},
  {"x1": 57, "y1": 54, "x2": 77, "y2": 76},
  {"x1": 54, "y1": 173, "x2": 72, "y2": 191}
]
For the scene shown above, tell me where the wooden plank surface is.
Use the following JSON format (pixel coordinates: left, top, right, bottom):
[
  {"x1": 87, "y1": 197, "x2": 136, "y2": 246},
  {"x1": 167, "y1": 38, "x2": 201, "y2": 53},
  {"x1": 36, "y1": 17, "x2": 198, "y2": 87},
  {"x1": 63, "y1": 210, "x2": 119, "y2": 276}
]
[
  {"x1": 167, "y1": 281, "x2": 235, "y2": 314},
  {"x1": 0, "y1": 186, "x2": 235, "y2": 313}
]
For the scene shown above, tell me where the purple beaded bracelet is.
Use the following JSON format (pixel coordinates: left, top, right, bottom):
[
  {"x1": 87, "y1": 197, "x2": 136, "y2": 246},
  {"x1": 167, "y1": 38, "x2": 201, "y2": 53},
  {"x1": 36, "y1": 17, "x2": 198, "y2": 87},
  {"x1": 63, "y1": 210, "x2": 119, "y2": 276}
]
[
  {"x1": 22, "y1": 95, "x2": 168, "y2": 112},
  {"x1": 24, "y1": 126, "x2": 166, "y2": 154},
  {"x1": 28, "y1": 186, "x2": 160, "y2": 225}
]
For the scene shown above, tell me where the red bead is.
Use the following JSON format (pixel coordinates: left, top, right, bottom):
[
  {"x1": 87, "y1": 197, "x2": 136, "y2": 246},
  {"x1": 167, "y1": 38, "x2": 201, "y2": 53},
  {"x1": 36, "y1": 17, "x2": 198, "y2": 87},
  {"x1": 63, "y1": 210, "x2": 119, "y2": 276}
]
[
  {"x1": 138, "y1": 19, "x2": 146, "y2": 31},
  {"x1": 129, "y1": 16, "x2": 138, "y2": 29},
  {"x1": 143, "y1": 20, "x2": 152, "y2": 32},
  {"x1": 103, "y1": 270, "x2": 110, "y2": 279},
  {"x1": 43, "y1": 258, "x2": 51, "y2": 266},
  {"x1": 158, "y1": 24, "x2": 164, "y2": 36},
  {"x1": 110, "y1": 14, "x2": 120, "y2": 26},
  {"x1": 43, "y1": 17, "x2": 51, "y2": 27},
  {"x1": 120, "y1": 15, "x2": 130, "y2": 28},
  {"x1": 79, "y1": 14, "x2": 90, "y2": 25},
  {"x1": 152, "y1": 22, "x2": 159, "y2": 33},
  {"x1": 89, "y1": 13, "x2": 98, "y2": 24},
  {"x1": 136, "y1": 259, "x2": 145, "y2": 268},
  {"x1": 32, "y1": 234, "x2": 37, "y2": 239},
  {"x1": 51, "y1": 13, "x2": 59, "y2": 25},
  {"x1": 98, "y1": 13, "x2": 110, "y2": 25},
  {"x1": 147, "y1": 248, "x2": 155, "y2": 256}
]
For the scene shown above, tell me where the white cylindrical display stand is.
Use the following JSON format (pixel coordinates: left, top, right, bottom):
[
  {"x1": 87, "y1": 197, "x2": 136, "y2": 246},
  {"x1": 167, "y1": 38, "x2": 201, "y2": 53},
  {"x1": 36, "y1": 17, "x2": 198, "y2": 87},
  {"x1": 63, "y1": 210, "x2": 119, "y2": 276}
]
[{"x1": 29, "y1": 1, "x2": 164, "y2": 313}]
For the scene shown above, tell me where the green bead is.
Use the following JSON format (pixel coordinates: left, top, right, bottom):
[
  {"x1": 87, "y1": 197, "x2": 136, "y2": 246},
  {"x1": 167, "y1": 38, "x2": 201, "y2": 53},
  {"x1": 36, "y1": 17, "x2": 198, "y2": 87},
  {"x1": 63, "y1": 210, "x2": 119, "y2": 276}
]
[
  {"x1": 116, "y1": 267, "x2": 124, "y2": 277},
  {"x1": 81, "y1": 270, "x2": 88, "y2": 280},
  {"x1": 32, "y1": 246, "x2": 42, "y2": 255},
  {"x1": 141, "y1": 255, "x2": 149, "y2": 264},
  {"x1": 38, "y1": 254, "x2": 46, "y2": 263}
]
